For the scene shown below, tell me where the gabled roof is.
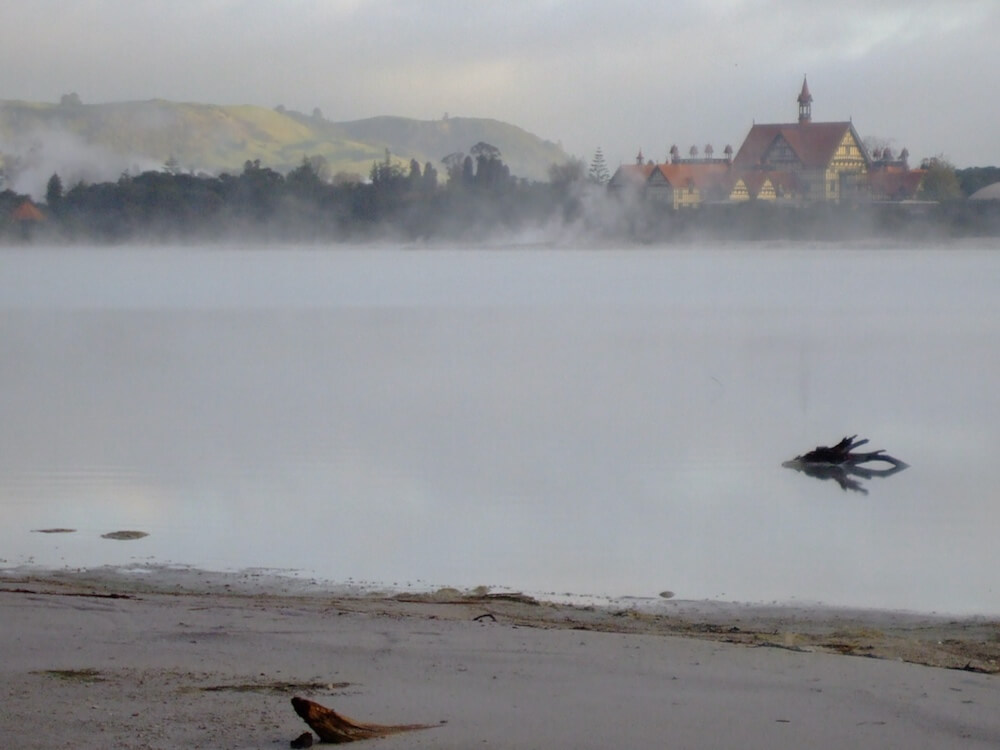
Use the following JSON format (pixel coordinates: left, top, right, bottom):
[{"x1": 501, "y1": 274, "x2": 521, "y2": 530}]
[
  {"x1": 649, "y1": 162, "x2": 730, "y2": 190},
  {"x1": 608, "y1": 162, "x2": 656, "y2": 188},
  {"x1": 732, "y1": 170, "x2": 800, "y2": 198},
  {"x1": 735, "y1": 172, "x2": 770, "y2": 195},
  {"x1": 733, "y1": 121, "x2": 866, "y2": 171}
]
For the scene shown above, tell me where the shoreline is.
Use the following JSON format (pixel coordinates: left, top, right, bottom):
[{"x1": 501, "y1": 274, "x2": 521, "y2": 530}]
[
  {"x1": 2, "y1": 566, "x2": 999, "y2": 748},
  {"x1": 3, "y1": 564, "x2": 999, "y2": 673}
]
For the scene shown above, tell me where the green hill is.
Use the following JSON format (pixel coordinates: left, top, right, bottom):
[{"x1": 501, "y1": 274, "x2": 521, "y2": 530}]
[
  {"x1": 328, "y1": 115, "x2": 570, "y2": 183},
  {"x1": 0, "y1": 98, "x2": 571, "y2": 194}
]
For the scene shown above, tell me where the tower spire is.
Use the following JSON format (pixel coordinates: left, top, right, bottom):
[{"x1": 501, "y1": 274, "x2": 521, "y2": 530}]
[{"x1": 798, "y1": 75, "x2": 813, "y2": 124}]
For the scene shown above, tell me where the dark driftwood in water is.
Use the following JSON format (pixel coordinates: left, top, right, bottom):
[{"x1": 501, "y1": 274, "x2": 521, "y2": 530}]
[
  {"x1": 783, "y1": 435, "x2": 908, "y2": 494},
  {"x1": 790, "y1": 435, "x2": 908, "y2": 468},
  {"x1": 291, "y1": 696, "x2": 434, "y2": 744}
]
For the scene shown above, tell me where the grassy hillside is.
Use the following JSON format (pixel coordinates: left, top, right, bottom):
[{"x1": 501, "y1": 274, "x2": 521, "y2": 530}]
[
  {"x1": 0, "y1": 99, "x2": 571, "y2": 192},
  {"x1": 329, "y1": 115, "x2": 569, "y2": 184}
]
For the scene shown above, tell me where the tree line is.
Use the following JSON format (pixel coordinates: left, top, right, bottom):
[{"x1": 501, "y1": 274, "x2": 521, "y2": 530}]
[
  {"x1": 4, "y1": 142, "x2": 582, "y2": 243},
  {"x1": 1, "y1": 144, "x2": 999, "y2": 243}
]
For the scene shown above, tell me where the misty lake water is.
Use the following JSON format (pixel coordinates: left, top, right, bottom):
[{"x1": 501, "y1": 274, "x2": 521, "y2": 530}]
[{"x1": 2, "y1": 243, "x2": 999, "y2": 614}]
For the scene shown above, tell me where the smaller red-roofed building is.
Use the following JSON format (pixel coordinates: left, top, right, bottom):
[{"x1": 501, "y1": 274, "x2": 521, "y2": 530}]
[
  {"x1": 868, "y1": 168, "x2": 926, "y2": 201},
  {"x1": 867, "y1": 148, "x2": 925, "y2": 201},
  {"x1": 11, "y1": 200, "x2": 44, "y2": 222},
  {"x1": 647, "y1": 162, "x2": 733, "y2": 209},
  {"x1": 606, "y1": 151, "x2": 657, "y2": 194},
  {"x1": 606, "y1": 152, "x2": 659, "y2": 214}
]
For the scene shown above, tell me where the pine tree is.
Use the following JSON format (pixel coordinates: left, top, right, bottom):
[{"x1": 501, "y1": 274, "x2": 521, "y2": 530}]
[
  {"x1": 588, "y1": 147, "x2": 610, "y2": 185},
  {"x1": 45, "y1": 173, "x2": 64, "y2": 208}
]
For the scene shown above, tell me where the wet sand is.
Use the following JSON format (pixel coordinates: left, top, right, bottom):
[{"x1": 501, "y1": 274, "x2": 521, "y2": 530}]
[{"x1": 1, "y1": 568, "x2": 998, "y2": 749}]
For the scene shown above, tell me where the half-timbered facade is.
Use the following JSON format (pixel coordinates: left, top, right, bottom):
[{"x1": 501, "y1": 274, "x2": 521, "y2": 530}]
[
  {"x1": 607, "y1": 78, "x2": 922, "y2": 208},
  {"x1": 730, "y1": 78, "x2": 870, "y2": 203}
]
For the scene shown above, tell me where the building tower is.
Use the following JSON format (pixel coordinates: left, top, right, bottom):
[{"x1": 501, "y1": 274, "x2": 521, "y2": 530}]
[{"x1": 798, "y1": 75, "x2": 812, "y2": 124}]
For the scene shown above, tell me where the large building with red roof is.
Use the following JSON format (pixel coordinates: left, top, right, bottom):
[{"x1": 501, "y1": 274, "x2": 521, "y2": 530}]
[{"x1": 609, "y1": 78, "x2": 925, "y2": 207}]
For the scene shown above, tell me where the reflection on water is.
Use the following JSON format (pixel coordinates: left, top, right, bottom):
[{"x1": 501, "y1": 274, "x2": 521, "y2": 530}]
[
  {"x1": 782, "y1": 434, "x2": 910, "y2": 494},
  {"x1": 782, "y1": 458, "x2": 909, "y2": 495},
  {"x1": 2, "y1": 245, "x2": 999, "y2": 614}
]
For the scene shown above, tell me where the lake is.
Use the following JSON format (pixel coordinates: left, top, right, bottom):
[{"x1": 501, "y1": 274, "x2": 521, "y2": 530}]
[{"x1": 1, "y1": 243, "x2": 998, "y2": 614}]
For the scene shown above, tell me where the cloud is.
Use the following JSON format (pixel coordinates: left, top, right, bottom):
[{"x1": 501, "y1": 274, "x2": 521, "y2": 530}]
[{"x1": 0, "y1": 0, "x2": 996, "y2": 167}]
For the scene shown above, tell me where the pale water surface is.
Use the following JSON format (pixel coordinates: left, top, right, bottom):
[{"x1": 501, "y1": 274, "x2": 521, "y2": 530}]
[{"x1": 2, "y1": 244, "x2": 999, "y2": 613}]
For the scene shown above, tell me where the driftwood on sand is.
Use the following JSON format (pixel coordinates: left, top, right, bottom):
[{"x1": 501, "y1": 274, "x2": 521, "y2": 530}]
[
  {"x1": 782, "y1": 435, "x2": 908, "y2": 494},
  {"x1": 291, "y1": 696, "x2": 435, "y2": 744}
]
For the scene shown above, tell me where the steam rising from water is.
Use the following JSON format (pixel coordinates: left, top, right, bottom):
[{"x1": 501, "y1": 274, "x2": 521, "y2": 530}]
[
  {"x1": 2, "y1": 246, "x2": 999, "y2": 613},
  {"x1": 0, "y1": 126, "x2": 161, "y2": 199}
]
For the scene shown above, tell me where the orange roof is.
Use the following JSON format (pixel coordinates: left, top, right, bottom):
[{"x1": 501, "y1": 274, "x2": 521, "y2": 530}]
[
  {"x1": 650, "y1": 162, "x2": 731, "y2": 190},
  {"x1": 11, "y1": 200, "x2": 44, "y2": 221},
  {"x1": 733, "y1": 121, "x2": 865, "y2": 171}
]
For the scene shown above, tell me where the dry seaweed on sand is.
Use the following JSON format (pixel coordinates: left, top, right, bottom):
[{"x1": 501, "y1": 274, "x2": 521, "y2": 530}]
[{"x1": 291, "y1": 696, "x2": 437, "y2": 743}]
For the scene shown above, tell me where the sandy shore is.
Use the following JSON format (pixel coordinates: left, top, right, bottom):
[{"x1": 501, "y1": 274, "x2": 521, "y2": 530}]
[{"x1": 1, "y1": 568, "x2": 998, "y2": 749}]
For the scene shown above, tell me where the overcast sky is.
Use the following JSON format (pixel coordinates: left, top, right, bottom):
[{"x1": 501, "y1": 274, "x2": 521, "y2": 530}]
[{"x1": 1, "y1": 0, "x2": 997, "y2": 168}]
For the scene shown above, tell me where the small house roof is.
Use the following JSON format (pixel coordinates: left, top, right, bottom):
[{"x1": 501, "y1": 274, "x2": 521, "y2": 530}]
[
  {"x1": 650, "y1": 162, "x2": 731, "y2": 190},
  {"x1": 11, "y1": 200, "x2": 44, "y2": 221}
]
